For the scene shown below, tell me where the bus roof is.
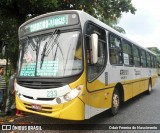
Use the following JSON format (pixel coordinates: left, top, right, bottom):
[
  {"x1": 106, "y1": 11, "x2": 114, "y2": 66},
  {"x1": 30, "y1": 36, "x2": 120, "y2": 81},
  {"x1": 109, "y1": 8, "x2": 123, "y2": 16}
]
[{"x1": 19, "y1": 10, "x2": 156, "y2": 56}]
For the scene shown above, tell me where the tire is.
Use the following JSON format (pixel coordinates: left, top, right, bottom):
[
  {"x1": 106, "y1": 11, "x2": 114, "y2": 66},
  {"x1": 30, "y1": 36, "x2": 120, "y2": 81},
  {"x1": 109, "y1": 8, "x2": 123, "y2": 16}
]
[
  {"x1": 110, "y1": 89, "x2": 120, "y2": 116},
  {"x1": 146, "y1": 80, "x2": 152, "y2": 95}
]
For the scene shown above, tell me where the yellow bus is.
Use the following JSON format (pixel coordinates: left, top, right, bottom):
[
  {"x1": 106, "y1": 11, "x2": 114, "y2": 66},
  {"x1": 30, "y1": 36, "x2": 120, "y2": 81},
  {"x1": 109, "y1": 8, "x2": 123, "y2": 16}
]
[{"x1": 16, "y1": 10, "x2": 158, "y2": 120}]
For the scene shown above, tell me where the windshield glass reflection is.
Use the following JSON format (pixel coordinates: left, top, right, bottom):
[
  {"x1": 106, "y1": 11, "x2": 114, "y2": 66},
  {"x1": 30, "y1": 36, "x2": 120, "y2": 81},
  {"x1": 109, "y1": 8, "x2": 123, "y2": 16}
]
[{"x1": 18, "y1": 31, "x2": 82, "y2": 77}]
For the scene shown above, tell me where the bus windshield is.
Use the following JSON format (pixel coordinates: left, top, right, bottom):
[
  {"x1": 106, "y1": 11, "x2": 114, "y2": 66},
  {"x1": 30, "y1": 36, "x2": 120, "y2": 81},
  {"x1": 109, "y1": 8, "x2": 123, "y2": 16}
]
[{"x1": 18, "y1": 31, "x2": 82, "y2": 77}]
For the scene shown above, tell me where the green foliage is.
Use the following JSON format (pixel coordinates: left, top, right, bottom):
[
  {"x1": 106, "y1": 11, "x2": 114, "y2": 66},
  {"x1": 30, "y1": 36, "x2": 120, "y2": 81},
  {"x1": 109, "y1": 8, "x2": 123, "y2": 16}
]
[
  {"x1": 0, "y1": 16, "x2": 19, "y2": 68},
  {"x1": 148, "y1": 47, "x2": 160, "y2": 54},
  {"x1": 0, "y1": 0, "x2": 136, "y2": 29},
  {"x1": 111, "y1": 25, "x2": 126, "y2": 34},
  {"x1": 0, "y1": 0, "x2": 136, "y2": 69}
]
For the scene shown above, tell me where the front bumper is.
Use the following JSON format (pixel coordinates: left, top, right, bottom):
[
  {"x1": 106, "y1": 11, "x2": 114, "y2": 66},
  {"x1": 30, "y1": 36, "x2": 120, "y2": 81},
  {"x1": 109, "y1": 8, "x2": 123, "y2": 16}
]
[{"x1": 16, "y1": 95, "x2": 84, "y2": 120}]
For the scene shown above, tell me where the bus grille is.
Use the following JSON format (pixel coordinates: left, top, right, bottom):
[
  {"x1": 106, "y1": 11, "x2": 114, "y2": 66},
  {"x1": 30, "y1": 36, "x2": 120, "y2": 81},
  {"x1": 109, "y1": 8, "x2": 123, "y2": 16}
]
[
  {"x1": 23, "y1": 94, "x2": 55, "y2": 101},
  {"x1": 17, "y1": 81, "x2": 65, "y2": 89}
]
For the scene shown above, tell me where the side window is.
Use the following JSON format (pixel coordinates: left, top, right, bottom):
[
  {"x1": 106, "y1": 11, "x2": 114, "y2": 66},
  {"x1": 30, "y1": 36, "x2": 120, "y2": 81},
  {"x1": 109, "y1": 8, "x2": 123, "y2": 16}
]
[
  {"x1": 133, "y1": 46, "x2": 141, "y2": 67},
  {"x1": 153, "y1": 56, "x2": 156, "y2": 68},
  {"x1": 122, "y1": 40, "x2": 133, "y2": 66},
  {"x1": 153, "y1": 55, "x2": 156, "y2": 68},
  {"x1": 151, "y1": 55, "x2": 154, "y2": 68},
  {"x1": 85, "y1": 23, "x2": 106, "y2": 82},
  {"x1": 98, "y1": 41, "x2": 106, "y2": 66},
  {"x1": 146, "y1": 52, "x2": 151, "y2": 68},
  {"x1": 141, "y1": 50, "x2": 147, "y2": 67},
  {"x1": 154, "y1": 57, "x2": 157, "y2": 68},
  {"x1": 109, "y1": 34, "x2": 123, "y2": 65}
]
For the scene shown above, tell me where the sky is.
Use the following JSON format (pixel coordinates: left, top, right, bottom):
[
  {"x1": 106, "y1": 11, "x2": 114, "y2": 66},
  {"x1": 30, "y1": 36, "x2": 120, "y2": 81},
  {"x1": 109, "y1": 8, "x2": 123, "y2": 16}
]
[{"x1": 118, "y1": 0, "x2": 160, "y2": 50}]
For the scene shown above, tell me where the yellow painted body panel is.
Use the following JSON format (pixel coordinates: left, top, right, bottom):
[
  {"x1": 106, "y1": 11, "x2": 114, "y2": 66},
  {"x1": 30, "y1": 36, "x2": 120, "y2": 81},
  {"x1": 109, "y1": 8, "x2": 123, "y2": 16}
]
[
  {"x1": 59, "y1": 98, "x2": 84, "y2": 120},
  {"x1": 87, "y1": 79, "x2": 107, "y2": 92},
  {"x1": 69, "y1": 68, "x2": 114, "y2": 109},
  {"x1": 139, "y1": 80, "x2": 146, "y2": 93},
  {"x1": 123, "y1": 84, "x2": 132, "y2": 101},
  {"x1": 152, "y1": 76, "x2": 158, "y2": 86},
  {"x1": 88, "y1": 88, "x2": 114, "y2": 108},
  {"x1": 16, "y1": 95, "x2": 84, "y2": 120},
  {"x1": 132, "y1": 81, "x2": 140, "y2": 97},
  {"x1": 123, "y1": 75, "x2": 158, "y2": 102},
  {"x1": 143, "y1": 79, "x2": 148, "y2": 91}
]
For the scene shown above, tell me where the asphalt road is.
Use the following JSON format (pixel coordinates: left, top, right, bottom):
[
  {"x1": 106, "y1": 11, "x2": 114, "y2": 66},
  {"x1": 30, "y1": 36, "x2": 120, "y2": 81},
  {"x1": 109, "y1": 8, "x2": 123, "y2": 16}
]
[{"x1": 1, "y1": 77, "x2": 160, "y2": 133}]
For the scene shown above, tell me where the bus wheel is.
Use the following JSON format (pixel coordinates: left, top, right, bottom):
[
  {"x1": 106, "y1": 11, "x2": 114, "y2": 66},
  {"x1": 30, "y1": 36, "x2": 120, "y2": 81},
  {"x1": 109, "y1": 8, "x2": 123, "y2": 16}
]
[
  {"x1": 110, "y1": 89, "x2": 120, "y2": 116},
  {"x1": 146, "y1": 81, "x2": 152, "y2": 95}
]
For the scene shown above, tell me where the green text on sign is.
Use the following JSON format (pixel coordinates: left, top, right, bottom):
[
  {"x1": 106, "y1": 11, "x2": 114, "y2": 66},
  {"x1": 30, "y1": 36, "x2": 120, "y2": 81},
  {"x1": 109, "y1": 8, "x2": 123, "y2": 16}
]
[{"x1": 30, "y1": 15, "x2": 68, "y2": 32}]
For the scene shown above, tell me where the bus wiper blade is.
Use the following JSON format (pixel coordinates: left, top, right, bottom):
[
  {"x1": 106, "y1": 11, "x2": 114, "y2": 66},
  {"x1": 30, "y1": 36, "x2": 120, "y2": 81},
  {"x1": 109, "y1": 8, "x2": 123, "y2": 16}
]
[
  {"x1": 40, "y1": 29, "x2": 60, "y2": 68},
  {"x1": 45, "y1": 31, "x2": 60, "y2": 56},
  {"x1": 40, "y1": 42, "x2": 47, "y2": 68},
  {"x1": 27, "y1": 36, "x2": 37, "y2": 52}
]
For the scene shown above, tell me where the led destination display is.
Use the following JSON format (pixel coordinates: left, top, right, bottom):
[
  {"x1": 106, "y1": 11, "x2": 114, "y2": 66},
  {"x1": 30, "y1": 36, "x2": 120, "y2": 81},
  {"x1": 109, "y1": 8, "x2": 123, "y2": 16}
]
[{"x1": 20, "y1": 13, "x2": 79, "y2": 36}]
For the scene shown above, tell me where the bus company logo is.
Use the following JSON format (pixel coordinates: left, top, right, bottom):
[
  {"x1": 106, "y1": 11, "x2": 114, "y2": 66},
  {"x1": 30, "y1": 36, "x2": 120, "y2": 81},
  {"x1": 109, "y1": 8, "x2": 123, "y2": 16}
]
[
  {"x1": 120, "y1": 70, "x2": 129, "y2": 75},
  {"x1": 134, "y1": 69, "x2": 141, "y2": 75}
]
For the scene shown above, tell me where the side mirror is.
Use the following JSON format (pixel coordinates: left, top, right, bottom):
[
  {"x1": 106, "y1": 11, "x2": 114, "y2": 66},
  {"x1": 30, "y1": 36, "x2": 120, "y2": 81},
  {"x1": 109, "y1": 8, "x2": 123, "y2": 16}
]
[{"x1": 91, "y1": 33, "x2": 98, "y2": 64}]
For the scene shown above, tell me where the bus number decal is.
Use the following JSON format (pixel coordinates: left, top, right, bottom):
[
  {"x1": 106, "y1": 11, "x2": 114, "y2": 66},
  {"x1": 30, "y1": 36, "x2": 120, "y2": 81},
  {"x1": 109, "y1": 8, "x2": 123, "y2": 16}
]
[{"x1": 46, "y1": 90, "x2": 57, "y2": 98}]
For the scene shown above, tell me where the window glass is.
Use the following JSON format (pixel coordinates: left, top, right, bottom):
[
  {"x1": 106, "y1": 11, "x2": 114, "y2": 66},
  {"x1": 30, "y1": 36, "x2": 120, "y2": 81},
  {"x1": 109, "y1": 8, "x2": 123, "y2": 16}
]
[
  {"x1": 153, "y1": 56, "x2": 156, "y2": 68},
  {"x1": 122, "y1": 40, "x2": 133, "y2": 66},
  {"x1": 146, "y1": 52, "x2": 151, "y2": 67},
  {"x1": 154, "y1": 57, "x2": 157, "y2": 68},
  {"x1": 19, "y1": 31, "x2": 82, "y2": 77},
  {"x1": 133, "y1": 46, "x2": 141, "y2": 67},
  {"x1": 150, "y1": 55, "x2": 153, "y2": 68},
  {"x1": 86, "y1": 24, "x2": 106, "y2": 40},
  {"x1": 141, "y1": 50, "x2": 147, "y2": 67},
  {"x1": 109, "y1": 34, "x2": 123, "y2": 65},
  {"x1": 86, "y1": 23, "x2": 106, "y2": 82}
]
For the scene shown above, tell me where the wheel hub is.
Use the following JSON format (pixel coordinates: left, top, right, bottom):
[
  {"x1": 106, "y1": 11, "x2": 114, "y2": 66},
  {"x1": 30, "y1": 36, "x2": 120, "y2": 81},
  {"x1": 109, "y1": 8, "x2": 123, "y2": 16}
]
[{"x1": 113, "y1": 94, "x2": 119, "y2": 109}]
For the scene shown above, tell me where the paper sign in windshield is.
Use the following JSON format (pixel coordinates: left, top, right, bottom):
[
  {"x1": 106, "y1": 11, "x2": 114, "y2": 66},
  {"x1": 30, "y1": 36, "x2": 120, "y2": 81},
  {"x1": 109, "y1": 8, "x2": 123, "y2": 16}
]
[
  {"x1": 123, "y1": 53, "x2": 129, "y2": 65},
  {"x1": 20, "y1": 61, "x2": 58, "y2": 77}
]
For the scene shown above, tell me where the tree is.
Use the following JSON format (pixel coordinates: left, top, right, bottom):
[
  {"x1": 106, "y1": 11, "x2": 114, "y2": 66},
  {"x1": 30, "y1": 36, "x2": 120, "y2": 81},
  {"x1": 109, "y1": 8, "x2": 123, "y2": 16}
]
[
  {"x1": 0, "y1": 0, "x2": 136, "y2": 28},
  {"x1": 0, "y1": 16, "x2": 19, "y2": 69},
  {"x1": 0, "y1": 0, "x2": 136, "y2": 68}
]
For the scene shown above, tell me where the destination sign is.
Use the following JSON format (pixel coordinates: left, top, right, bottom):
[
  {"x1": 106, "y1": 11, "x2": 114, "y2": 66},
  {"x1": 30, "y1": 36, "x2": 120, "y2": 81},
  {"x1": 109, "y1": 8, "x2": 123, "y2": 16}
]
[
  {"x1": 29, "y1": 15, "x2": 68, "y2": 32},
  {"x1": 19, "y1": 13, "x2": 79, "y2": 37}
]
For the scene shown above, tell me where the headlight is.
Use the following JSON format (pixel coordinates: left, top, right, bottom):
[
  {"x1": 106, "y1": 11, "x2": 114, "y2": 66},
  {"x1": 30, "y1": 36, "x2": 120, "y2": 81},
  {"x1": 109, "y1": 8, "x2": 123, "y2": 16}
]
[
  {"x1": 63, "y1": 85, "x2": 83, "y2": 101},
  {"x1": 16, "y1": 90, "x2": 22, "y2": 97}
]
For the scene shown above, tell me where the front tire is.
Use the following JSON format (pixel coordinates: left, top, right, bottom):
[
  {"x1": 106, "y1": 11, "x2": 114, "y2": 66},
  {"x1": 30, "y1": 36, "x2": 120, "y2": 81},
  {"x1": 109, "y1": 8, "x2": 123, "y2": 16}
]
[{"x1": 110, "y1": 89, "x2": 120, "y2": 116}]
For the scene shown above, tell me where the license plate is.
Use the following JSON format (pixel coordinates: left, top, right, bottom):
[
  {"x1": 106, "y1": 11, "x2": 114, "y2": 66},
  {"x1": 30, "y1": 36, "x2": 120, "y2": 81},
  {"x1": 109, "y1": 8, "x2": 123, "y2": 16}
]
[{"x1": 31, "y1": 104, "x2": 42, "y2": 110}]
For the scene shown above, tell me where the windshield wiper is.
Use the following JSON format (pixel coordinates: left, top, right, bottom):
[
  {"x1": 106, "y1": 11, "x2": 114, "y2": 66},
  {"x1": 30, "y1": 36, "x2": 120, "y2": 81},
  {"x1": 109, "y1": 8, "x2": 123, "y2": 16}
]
[
  {"x1": 27, "y1": 36, "x2": 37, "y2": 52},
  {"x1": 40, "y1": 42, "x2": 47, "y2": 68},
  {"x1": 46, "y1": 30, "x2": 65, "y2": 68},
  {"x1": 40, "y1": 29, "x2": 60, "y2": 68}
]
